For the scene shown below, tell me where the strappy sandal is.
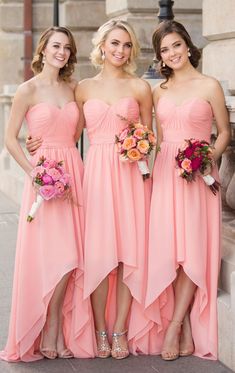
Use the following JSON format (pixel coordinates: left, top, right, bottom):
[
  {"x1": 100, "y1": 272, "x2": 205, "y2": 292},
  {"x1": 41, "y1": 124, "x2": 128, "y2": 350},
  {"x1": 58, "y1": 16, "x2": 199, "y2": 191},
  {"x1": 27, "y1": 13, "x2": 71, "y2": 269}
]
[
  {"x1": 96, "y1": 330, "x2": 111, "y2": 358},
  {"x1": 161, "y1": 320, "x2": 182, "y2": 361},
  {"x1": 111, "y1": 330, "x2": 129, "y2": 360},
  {"x1": 40, "y1": 330, "x2": 57, "y2": 359},
  {"x1": 57, "y1": 348, "x2": 74, "y2": 359}
]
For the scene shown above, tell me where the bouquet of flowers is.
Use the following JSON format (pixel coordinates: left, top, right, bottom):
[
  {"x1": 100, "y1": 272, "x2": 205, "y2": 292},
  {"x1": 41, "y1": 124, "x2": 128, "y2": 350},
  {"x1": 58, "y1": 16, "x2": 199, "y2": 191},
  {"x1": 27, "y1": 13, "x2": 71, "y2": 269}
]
[
  {"x1": 175, "y1": 138, "x2": 220, "y2": 195},
  {"x1": 27, "y1": 156, "x2": 71, "y2": 222},
  {"x1": 115, "y1": 116, "x2": 157, "y2": 180}
]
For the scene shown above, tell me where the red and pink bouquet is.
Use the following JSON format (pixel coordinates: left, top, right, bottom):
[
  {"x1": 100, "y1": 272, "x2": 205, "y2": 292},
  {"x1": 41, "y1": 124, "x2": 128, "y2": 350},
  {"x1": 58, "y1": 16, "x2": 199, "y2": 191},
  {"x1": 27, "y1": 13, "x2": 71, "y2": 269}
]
[
  {"x1": 175, "y1": 138, "x2": 220, "y2": 195},
  {"x1": 27, "y1": 156, "x2": 71, "y2": 222},
  {"x1": 115, "y1": 117, "x2": 157, "y2": 180}
]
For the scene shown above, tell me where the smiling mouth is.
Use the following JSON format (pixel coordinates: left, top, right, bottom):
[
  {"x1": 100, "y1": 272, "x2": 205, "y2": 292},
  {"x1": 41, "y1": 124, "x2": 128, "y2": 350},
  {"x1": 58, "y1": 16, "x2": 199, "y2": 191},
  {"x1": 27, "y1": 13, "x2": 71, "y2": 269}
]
[
  {"x1": 113, "y1": 55, "x2": 124, "y2": 60},
  {"x1": 170, "y1": 57, "x2": 181, "y2": 63}
]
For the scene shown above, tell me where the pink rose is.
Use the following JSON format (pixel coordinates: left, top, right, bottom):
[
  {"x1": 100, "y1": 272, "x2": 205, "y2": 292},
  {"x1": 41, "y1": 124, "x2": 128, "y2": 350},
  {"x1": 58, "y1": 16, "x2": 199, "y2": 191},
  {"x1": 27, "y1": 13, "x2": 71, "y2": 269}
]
[
  {"x1": 59, "y1": 173, "x2": 70, "y2": 186},
  {"x1": 39, "y1": 185, "x2": 56, "y2": 200},
  {"x1": 119, "y1": 128, "x2": 129, "y2": 141},
  {"x1": 181, "y1": 158, "x2": 192, "y2": 173},
  {"x1": 47, "y1": 168, "x2": 61, "y2": 181},
  {"x1": 31, "y1": 165, "x2": 45, "y2": 178},
  {"x1": 43, "y1": 159, "x2": 58, "y2": 168},
  {"x1": 54, "y1": 181, "x2": 65, "y2": 196},
  {"x1": 42, "y1": 174, "x2": 53, "y2": 185},
  {"x1": 134, "y1": 128, "x2": 145, "y2": 139}
]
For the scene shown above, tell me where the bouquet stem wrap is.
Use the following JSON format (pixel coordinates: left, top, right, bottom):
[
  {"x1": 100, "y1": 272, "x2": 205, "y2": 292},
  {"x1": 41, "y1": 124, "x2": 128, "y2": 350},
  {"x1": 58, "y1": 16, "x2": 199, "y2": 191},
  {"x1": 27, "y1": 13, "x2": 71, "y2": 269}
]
[
  {"x1": 27, "y1": 195, "x2": 44, "y2": 222},
  {"x1": 137, "y1": 160, "x2": 150, "y2": 179}
]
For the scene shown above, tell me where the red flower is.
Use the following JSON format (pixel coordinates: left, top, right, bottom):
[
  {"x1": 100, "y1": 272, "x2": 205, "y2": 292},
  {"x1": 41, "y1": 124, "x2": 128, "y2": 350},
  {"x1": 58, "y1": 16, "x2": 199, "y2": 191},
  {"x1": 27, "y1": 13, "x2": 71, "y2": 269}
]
[{"x1": 191, "y1": 156, "x2": 202, "y2": 171}]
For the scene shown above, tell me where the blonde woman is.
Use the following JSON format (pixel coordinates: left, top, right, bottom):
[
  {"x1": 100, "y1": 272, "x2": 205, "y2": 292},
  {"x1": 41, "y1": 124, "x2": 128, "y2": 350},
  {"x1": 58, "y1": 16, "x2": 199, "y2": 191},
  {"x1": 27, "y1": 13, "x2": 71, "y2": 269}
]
[{"x1": 75, "y1": 19, "x2": 153, "y2": 359}]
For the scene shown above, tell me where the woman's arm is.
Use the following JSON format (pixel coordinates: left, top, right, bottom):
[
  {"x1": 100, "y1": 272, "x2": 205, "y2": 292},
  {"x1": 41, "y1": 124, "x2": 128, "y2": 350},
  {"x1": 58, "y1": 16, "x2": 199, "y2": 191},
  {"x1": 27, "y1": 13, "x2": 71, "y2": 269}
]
[
  {"x1": 137, "y1": 79, "x2": 153, "y2": 130},
  {"x1": 208, "y1": 78, "x2": 231, "y2": 161},
  {"x1": 74, "y1": 83, "x2": 85, "y2": 142},
  {"x1": 152, "y1": 85, "x2": 163, "y2": 150},
  {"x1": 5, "y1": 85, "x2": 34, "y2": 176}
]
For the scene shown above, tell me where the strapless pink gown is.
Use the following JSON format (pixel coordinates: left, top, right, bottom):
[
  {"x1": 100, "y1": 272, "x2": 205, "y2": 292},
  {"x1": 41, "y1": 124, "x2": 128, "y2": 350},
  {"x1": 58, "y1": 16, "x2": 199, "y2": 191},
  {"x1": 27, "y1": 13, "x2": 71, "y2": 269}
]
[
  {"x1": 83, "y1": 97, "x2": 153, "y2": 354},
  {"x1": 0, "y1": 102, "x2": 95, "y2": 362},
  {"x1": 146, "y1": 97, "x2": 221, "y2": 359}
]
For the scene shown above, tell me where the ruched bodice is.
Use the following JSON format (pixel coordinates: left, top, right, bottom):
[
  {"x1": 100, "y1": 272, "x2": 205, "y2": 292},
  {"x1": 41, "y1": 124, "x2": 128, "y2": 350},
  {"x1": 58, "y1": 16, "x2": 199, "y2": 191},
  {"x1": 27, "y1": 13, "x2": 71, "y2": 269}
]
[
  {"x1": 25, "y1": 101, "x2": 79, "y2": 148},
  {"x1": 157, "y1": 97, "x2": 213, "y2": 143},
  {"x1": 83, "y1": 97, "x2": 139, "y2": 145}
]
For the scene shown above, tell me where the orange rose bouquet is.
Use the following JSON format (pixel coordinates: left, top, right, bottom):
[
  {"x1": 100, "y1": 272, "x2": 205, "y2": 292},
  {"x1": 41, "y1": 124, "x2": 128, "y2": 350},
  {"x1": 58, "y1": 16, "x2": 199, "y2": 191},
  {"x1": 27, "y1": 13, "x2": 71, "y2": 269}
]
[{"x1": 115, "y1": 116, "x2": 157, "y2": 180}]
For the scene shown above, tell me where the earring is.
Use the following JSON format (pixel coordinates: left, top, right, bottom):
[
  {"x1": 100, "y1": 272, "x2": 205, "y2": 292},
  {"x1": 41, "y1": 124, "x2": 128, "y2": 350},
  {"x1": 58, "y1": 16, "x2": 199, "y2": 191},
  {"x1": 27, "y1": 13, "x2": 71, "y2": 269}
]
[
  {"x1": 42, "y1": 55, "x2": 46, "y2": 64},
  {"x1": 66, "y1": 63, "x2": 69, "y2": 67},
  {"x1": 162, "y1": 62, "x2": 166, "y2": 67},
  {"x1": 101, "y1": 51, "x2": 105, "y2": 61},
  {"x1": 126, "y1": 59, "x2": 129, "y2": 65},
  {"x1": 188, "y1": 49, "x2": 191, "y2": 57}
]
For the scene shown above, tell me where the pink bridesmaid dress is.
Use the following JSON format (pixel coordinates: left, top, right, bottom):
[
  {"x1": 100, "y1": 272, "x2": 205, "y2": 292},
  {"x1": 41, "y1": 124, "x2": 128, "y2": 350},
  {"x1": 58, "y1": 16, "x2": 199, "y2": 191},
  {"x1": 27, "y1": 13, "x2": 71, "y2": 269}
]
[
  {"x1": 146, "y1": 97, "x2": 221, "y2": 359},
  {"x1": 82, "y1": 97, "x2": 153, "y2": 354},
  {"x1": 0, "y1": 102, "x2": 95, "y2": 362}
]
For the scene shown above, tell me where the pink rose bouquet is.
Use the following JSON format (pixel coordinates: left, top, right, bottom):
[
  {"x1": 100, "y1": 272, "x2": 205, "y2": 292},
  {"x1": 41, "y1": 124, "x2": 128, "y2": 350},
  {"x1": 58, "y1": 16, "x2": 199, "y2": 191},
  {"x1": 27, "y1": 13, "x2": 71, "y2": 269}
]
[
  {"x1": 115, "y1": 116, "x2": 157, "y2": 180},
  {"x1": 27, "y1": 156, "x2": 71, "y2": 222},
  {"x1": 175, "y1": 138, "x2": 220, "y2": 195}
]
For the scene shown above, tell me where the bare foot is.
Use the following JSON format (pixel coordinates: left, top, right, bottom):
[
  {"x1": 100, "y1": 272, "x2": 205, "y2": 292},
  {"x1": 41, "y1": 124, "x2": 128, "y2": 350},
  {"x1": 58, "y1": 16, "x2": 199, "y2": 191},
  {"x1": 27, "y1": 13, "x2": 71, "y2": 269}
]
[
  {"x1": 179, "y1": 315, "x2": 194, "y2": 356},
  {"x1": 161, "y1": 320, "x2": 182, "y2": 361}
]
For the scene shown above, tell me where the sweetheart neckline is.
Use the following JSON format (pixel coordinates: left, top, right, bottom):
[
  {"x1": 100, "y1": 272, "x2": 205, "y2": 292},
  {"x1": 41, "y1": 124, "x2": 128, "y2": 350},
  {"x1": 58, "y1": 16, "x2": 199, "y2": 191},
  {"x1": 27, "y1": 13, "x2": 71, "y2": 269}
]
[
  {"x1": 27, "y1": 101, "x2": 77, "y2": 113},
  {"x1": 83, "y1": 96, "x2": 139, "y2": 108},
  {"x1": 158, "y1": 96, "x2": 212, "y2": 110}
]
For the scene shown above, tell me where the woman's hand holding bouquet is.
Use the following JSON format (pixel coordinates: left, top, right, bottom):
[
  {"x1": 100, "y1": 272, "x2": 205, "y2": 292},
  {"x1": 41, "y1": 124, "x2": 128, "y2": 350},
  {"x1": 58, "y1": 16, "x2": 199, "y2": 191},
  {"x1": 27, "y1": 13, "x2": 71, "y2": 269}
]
[
  {"x1": 115, "y1": 116, "x2": 157, "y2": 180},
  {"x1": 176, "y1": 138, "x2": 220, "y2": 195},
  {"x1": 27, "y1": 156, "x2": 71, "y2": 222}
]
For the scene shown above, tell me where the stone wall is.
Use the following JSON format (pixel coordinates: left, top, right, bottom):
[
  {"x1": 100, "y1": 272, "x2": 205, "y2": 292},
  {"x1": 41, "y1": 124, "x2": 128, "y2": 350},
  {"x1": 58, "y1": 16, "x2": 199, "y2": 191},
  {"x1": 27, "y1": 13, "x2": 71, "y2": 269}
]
[{"x1": 203, "y1": 0, "x2": 235, "y2": 370}]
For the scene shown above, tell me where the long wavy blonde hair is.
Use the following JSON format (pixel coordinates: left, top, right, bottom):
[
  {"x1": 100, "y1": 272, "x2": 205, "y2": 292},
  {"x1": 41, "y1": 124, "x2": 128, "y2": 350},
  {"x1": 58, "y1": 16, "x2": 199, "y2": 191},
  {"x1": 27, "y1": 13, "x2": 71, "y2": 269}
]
[{"x1": 90, "y1": 19, "x2": 140, "y2": 75}]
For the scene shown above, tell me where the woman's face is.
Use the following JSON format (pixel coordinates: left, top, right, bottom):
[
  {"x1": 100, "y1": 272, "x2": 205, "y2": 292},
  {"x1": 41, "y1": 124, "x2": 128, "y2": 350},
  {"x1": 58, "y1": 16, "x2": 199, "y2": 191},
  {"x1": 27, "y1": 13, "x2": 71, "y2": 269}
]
[
  {"x1": 160, "y1": 32, "x2": 189, "y2": 70},
  {"x1": 102, "y1": 28, "x2": 132, "y2": 67},
  {"x1": 43, "y1": 32, "x2": 71, "y2": 70}
]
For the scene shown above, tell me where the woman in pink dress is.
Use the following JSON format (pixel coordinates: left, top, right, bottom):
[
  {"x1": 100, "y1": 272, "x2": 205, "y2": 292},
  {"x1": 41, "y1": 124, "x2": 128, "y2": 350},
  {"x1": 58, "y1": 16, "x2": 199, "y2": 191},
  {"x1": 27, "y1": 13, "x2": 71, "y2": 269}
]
[
  {"x1": 0, "y1": 27, "x2": 95, "y2": 362},
  {"x1": 75, "y1": 19, "x2": 153, "y2": 359},
  {"x1": 145, "y1": 20, "x2": 230, "y2": 361}
]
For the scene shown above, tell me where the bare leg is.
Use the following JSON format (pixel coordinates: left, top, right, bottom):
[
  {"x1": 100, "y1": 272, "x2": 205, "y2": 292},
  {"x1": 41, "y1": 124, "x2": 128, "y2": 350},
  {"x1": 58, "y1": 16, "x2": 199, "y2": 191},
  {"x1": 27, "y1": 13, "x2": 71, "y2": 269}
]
[
  {"x1": 179, "y1": 310, "x2": 194, "y2": 356},
  {"x1": 112, "y1": 263, "x2": 132, "y2": 359},
  {"x1": 161, "y1": 267, "x2": 196, "y2": 360},
  {"x1": 40, "y1": 271, "x2": 72, "y2": 359},
  {"x1": 91, "y1": 277, "x2": 111, "y2": 358}
]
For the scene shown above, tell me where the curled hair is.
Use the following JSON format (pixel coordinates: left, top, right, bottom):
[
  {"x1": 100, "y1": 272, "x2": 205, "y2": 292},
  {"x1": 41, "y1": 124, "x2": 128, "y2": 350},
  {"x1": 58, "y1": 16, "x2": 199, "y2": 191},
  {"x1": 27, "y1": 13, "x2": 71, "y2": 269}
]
[
  {"x1": 31, "y1": 26, "x2": 77, "y2": 81},
  {"x1": 90, "y1": 19, "x2": 140, "y2": 75},
  {"x1": 152, "y1": 20, "x2": 201, "y2": 87}
]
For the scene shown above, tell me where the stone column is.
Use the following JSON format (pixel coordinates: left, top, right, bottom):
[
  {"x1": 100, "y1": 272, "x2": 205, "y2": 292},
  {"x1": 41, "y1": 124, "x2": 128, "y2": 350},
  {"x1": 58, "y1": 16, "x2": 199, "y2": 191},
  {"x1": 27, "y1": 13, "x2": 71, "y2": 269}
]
[
  {"x1": 0, "y1": 0, "x2": 24, "y2": 94},
  {"x1": 203, "y1": 1, "x2": 235, "y2": 370}
]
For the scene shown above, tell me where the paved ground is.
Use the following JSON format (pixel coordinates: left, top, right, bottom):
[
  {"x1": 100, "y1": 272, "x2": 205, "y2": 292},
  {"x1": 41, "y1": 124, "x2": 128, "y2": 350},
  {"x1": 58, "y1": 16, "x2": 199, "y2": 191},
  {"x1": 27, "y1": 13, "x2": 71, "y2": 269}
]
[{"x1": 0, "y1": 191, "x2": 233, "y2": 373}]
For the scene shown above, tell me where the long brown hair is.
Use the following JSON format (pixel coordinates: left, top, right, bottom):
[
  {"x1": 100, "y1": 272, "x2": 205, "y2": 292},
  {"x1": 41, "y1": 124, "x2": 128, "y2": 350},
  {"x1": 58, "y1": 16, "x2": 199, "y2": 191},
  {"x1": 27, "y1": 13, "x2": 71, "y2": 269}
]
[
  {"x1": 31, "y1": 26, "x2": 77, "y2": 81},
  {"x1": 152, "y1": 20, "x2": 201, "y2": 86}
]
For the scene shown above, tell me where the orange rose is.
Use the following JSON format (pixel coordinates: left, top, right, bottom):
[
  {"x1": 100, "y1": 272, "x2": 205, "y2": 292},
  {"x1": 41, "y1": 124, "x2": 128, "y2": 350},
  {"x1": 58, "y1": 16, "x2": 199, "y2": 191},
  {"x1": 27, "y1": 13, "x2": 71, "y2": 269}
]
[
  {"x1": 127, "y1": 148, "x2": 141, "y2": 161},
  {"x1": 134, "y1": 128, "x2": 145, "y2": 139},
  {"x1": 122, "y1": 136, "x2": 136, "y2": 150},
  {"x1": 148, "y1": 133, "x2": 157, "y2": 145},
  {"x1": 134, "y1": 122, "x2": 143, "y2": 129},
  {"x1": 137, "y1": 139, "x2": 150, "y2": 154}
]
